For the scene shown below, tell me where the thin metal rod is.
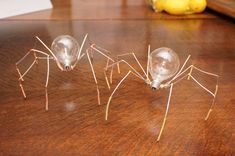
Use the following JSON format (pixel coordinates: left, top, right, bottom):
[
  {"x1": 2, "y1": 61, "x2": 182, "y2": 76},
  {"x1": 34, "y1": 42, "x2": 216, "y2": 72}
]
[
  {"x1": 117, "y1": 52, "x2": 147, "y2": 78},
  {"x1": 20, "y1": 60, "x2": 37, "y2": 80},
  {"x1": 30, "y1": 49, "x2": 50, "y2": 57},
  {"x1": 104, "y1": 70, "x2": 110, "y2": 90},
  {"x1": 16, "y1": 67, "x2": 24, "y2": 81},
  {"x1": 16, "y1": 49, "x2": 50, "y2": 100},
  {"x1": 92, "y1": 44, "x2": 112, "y2": 54},
  {"x1": 110, "y1": 65, "x2": 113, "y2": 84},
  {"x1": 19, "y1": 82, "x2": 26, "y2": 98},
  {"x1": 105, "y1": 59, "x2": 110, "y2": 70},
  {"x1": 77, "y1": 33, "x2": 88, "y2": 60},
  {"x1": 165, "y1": 65, "x2": 192, "y2": 85},
  {"x1": 86, "y1": 52, "x2": 98, "y2": 84},
  {"x1": 37, "y1": 57, "x2": 54, "y2": 59},
  {"x1": 168, "y1": 65, "x2": 219, "y2": 121},
  {"x1": 105, "y1": 71, "x2": 132, "y2": 120},
  {"x1": 45, "y1": 56, "x2": 50, "y2": 87},
  {"x1": 90, "y1": 46, "x2": 114, "y2": 62},
  {"x1": 157, "y1": 83, "x2": 173, "y2": 142},
  {"x1": 16, "y1": 51, "x2": 30, "y2": 65},
  {"x1": 117, "y1": 61, "x2": 121, "y2": 73},
  {"x1": 147, "y1": 45, "x2": 150, "y2": 81},
  {"x1": 104, "y1": 59, "x2": 111, "y2": 88},
  {"x1": 190, "y1": 75, "x2": 215, "y2": 97},
  {"x1": 166, "y1": 55, "x2": 191, "y2": 85},
  {"x1": 96, "y1": 85, "x2": 101, "y2": 105},
  {"x1": 34, "y1": 52, "x2": 38, "y2": 64},
  {"x1": 45, "y1": 88, "x2": 48, "y2": 111},
  {"x1": 170, "y1": 74, "x2": 188, "y2": 86},
  {"x1": 16, "y1": 49, "x2": 50, "y2": 65},
  {"x1": 35, "y1": 36, "x2": 57, "y2": 60},
  {"x1": 106, "y1": 60, "x2": 146, "y2": 81},
  {"x1": 193, "y1": 66, "x2": 219, "y2": 77},
  {"x1": 205, "y1": 83, "x2": 218, "y2": 120},
  {"x1": 187, "y1": 66, "x2": 194, "y2": 80},
  {"x1": 86, "y1": 51, "x2": 100, "y2": 105}
]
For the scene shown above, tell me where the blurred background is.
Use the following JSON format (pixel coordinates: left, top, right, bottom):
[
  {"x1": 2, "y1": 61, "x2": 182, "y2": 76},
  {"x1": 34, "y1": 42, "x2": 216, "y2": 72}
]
[{"x1": 1, "y1": 0, "x2": 234, "y2": 20}]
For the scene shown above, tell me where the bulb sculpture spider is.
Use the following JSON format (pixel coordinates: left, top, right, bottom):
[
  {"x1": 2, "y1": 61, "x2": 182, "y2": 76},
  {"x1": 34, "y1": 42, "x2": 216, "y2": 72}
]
[
  {"x1": 16, "y1": 34, "x2": 114, "y2": 110},
  {"x1": 104, "y1": 46, "x2": 219, "y2": 141}
]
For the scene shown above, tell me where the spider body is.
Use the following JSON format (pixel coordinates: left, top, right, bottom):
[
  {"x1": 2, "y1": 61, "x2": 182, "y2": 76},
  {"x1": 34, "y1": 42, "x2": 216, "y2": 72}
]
[
  {"x1": 104, "y1": 45, "x2": 219, "y2": 141},
  {"x1": 16, "y1": 34, "x2": 114, "y2": 110}
]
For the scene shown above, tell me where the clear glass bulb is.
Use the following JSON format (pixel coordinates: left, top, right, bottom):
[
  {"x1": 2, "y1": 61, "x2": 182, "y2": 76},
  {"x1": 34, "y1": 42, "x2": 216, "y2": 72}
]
[
  {"x1": 149, "y1": 47, "x2": 180, "y2": 89},
  {"x1": 51, "y1": 35, "x2": 80, "y2": 71}
]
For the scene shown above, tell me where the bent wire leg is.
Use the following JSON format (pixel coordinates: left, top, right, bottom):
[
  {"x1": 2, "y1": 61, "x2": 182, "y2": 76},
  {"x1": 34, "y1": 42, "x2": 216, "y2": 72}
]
[
  {"x1": 157, "y1": 83, "x2": 173, "y2": 142},
  {"x1": 104, "y1": 58, "x2": 112, "y2": 90},
  {"x1": 116, "y1": 52, "x2": 147, "y2": 78},
  {"x1": 35, "y1": 56, "x2": 51, "y2": 110},
  {"x1": 188, "y1": 75, "x2": 218, "y2": 120},
  {"x1": 89, "y1": 44, "x2": 114, "y2": 89},
  {"x1": 44, "y1": 55, "x2": 50, "y2": 110},
  {"x1": 105, "y1": 71, "x2": 132, "y2": 120},
  {"x1": 104, "y1": 58, "x2": 114, "y2": 87},
  {"x1": 167, "y1": 64, "x2": 219, "y2": 121},
  {"x1": 106, "y1": 60, "x2": 146, "y2": 82},
  {"x1": 164, "y1": 55, "x2": 191, "y2": 85},
  {"x1": 86, "y1": 51, "x2": 101, "y2": 105},
  {"x1": 146, "y1": 45, "x2": 151, "y2": 81},
  {"x1": 187, "y1": 65, "x2": 219, "y2": 120},
  {"x1": 157, "y1": 65, "x2": 219, "y2": 141},
  {"x1": 16, "y1": 49, "x2": 50, "y2": 99},
  {"x1": 90, "y1": 45, "x2": 114, "y2": 62}
]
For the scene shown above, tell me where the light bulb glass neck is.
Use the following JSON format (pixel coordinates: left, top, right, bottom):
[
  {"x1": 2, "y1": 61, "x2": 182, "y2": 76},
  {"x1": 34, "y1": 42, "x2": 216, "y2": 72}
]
[{"x1": 151, "y1": 78, "x2": 162, "y2": 90}]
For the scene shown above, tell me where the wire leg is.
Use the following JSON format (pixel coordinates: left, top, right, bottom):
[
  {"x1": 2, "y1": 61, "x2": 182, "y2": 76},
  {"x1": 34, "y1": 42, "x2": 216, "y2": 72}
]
[
  {"x1": 104, "y1": 70, "x2": 110, "y2": 90},
  {"x1": 189, "y1": 65, "x2": 219, "y2": 120},
  {"x1": 205, "y1": 78, "x2": 218, "y2": 120},
  {"x1": 170, "y1": 63, "x2": 219, "y2": 120},
  {"x1": 89, "y1": 45, "x2": 115, "y2": 90},
  {"x1": 164, "y1": 55, "x2": 191, "y2": 85},
  {"x1": 110, "y1": 65, "x2": 113, "y2": 84},
  {"x1": 117, "y1": 52, "x2": 148, "y2": 78},
  {"x1": 168, "y1": 69, "x2": 219, "y2": 121},
  {"x1": 90, "y1": 45, "x2": 114, "y2": 62},
  {"x1": 45, "y1": 88, "x2": 48, "y2": 111},
  {"x1": 105, "y1": 71, "x2": 132, "y2": 120},
  {"x1": 189, "y1": 75, "x2": 218, "y2": 120},
  {"x1": 187, "y1": 66, "x2": 193, "y2": 80},
  {"x1": 86, "y1": 51, "x2": 101, "y2": 105},
  {"x1": 34, "y1": 52, "x2": 38, "y2": 64},
  {"x1": 104, "y1": 58, "x2": 112, "y2": 89},
  {"x1": 117, "y1": 62, "x2": 121, "y2": 73},
  {"x1": 106, "y1": 60, "x2": 146, "y2": 82},
  {"x1": 147, "y1": 45, "x2": 150, "y2": 81},
  {"x1": 16, "y1": 60, "x2": 36, "y2": 98},
  {"x1": 16, "y1": 67, "x2": 24, "y2": 81},
  {"x1": 19, "y1": 81, "x2": 26, "y2": 99},
  {"x1": 16, "y1": 48, "x2": 51, "y2": 111},
  {"x1": 89, "y1": 48, "x2": 94, "y2": 61},
  {"x1": 205, "y1": 95, "x2": 216, "y2": 121},
  {"x1": 44, "y1": 56, "x2": 50, "y2": 110},
  {"x1": 157, "y1": 83, "x2": 174, "y2": 142}
]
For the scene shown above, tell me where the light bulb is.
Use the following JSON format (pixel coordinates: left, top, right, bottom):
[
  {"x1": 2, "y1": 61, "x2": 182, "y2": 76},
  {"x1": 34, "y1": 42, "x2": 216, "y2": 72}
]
[
  {"x1": 149, "y1": 47, "x2": 180, "y2": 89},
  {"x1": 51, "y1": 35, "x2": 80, "y2": 71}
]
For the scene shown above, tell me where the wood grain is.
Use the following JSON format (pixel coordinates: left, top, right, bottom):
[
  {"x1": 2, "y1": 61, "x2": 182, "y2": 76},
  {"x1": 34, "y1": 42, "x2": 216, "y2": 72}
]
[
  {"x1": 6, "y1": 0, "x2": 219, "y2": 20},
  {"x1": 0, "y1": 19, "x2": 234, "y2": 155},
  {"x1": 207, "y1": 0, "x2": 235, "y2": 19}
]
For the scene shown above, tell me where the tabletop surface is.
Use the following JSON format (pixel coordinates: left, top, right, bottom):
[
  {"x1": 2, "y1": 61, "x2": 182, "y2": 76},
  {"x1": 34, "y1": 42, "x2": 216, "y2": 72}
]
[{"x1": 0, "y1": 0, "x2": 234, "y2": 155}]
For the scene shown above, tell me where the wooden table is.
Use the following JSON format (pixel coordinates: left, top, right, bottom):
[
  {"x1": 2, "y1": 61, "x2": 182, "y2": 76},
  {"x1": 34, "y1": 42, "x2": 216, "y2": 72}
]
[{"x1": 0, "y1": 0, "x2": 234, "y2": 155}]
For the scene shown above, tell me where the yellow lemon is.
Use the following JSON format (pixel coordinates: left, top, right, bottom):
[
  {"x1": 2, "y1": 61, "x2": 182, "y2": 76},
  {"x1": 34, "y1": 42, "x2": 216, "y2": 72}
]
[
  {"x1": 189, "y1": 0, "x2": 207, "y2": 13},
  {"x1": 154, "y1": 0, "x2": 165, "y2": 12},
  {"x1": 164, "y1": 0, "x2": 190, "y2": 15}
]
